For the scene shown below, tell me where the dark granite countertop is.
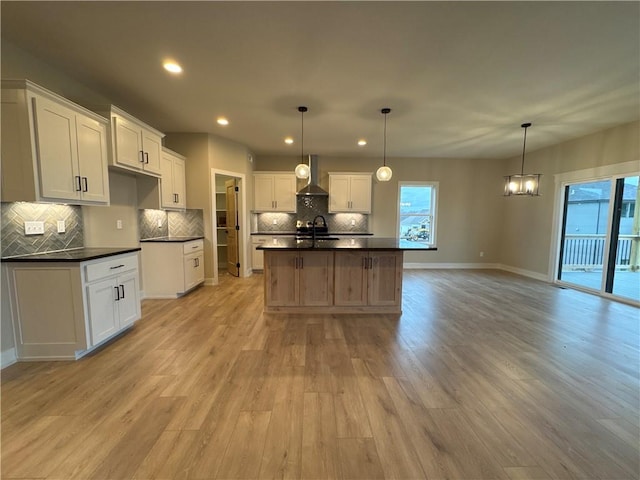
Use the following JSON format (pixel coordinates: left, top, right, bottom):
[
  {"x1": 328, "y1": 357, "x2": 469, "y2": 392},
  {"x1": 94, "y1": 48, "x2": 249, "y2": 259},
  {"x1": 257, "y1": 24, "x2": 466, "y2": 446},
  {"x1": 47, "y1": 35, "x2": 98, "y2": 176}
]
[
  {"x1": 256, "y1": 237, "x2": 437, "y2": 251},
  {"x1": 1, "y1": 247, "x2": 141, "y2": 263},
  {"x1": 140, "y1": 236, "x2": 204, "y2": 243},
  {"x1": 251, "y1": 232, "x2": 374, "y2": 236}
]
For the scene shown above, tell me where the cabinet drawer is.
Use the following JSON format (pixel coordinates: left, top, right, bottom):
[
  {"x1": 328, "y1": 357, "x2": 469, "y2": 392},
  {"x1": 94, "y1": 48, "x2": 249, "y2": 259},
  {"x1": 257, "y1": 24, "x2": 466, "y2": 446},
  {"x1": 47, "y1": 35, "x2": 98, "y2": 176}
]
[
  {"x1": 183, "y1": 239, "x2": 204, "y2": 254},
  {"x1": 85, "y1": 254, "x2": 138, "y2": 282}
]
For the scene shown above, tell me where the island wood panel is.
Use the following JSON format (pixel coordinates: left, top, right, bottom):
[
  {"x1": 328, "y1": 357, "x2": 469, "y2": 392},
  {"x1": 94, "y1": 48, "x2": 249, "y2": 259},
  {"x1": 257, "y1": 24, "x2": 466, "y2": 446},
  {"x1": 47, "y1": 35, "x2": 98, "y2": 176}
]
[
  {"x1": 368, "y1": 252, "x2": 403, "y2": 306},
  {"x1": 264, "y1": 250, "x2": 298, "y2": 306},
  {"x1": 334, "y1": 251, "x2": 368, "y2": 306},
  {"x1": 299, "y1": 251, "x2": 334, "y2": 306}
]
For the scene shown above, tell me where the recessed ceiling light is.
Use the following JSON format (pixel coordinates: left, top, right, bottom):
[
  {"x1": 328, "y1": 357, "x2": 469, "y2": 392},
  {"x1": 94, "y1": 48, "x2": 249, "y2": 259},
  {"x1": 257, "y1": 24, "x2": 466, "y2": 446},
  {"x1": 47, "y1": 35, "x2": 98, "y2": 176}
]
[
  {"x1": 358, "y1": 139, "x2": 367, "y2": 146},
  {"x1": 163, "y1": 61, "x2": 183, "y2": 74},
  {"x1": 217, "y1": 117, "x2": 229, "y2": 126},
  {"x1": 284, "y1": 137, "x2": 294, "y2": 144}
]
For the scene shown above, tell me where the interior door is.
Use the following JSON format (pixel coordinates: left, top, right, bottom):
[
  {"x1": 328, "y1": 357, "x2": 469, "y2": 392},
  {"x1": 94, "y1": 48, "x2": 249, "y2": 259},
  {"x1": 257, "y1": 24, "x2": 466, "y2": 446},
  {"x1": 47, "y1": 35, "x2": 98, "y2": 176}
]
[{"x1": 226, "y1": 179, "x2": 240, "y2": 277}]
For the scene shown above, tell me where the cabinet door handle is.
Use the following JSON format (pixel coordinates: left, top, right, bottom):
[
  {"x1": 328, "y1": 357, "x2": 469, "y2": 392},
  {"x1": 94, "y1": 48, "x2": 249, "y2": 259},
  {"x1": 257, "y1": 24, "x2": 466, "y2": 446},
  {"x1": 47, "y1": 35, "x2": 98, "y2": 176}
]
[
  {"x1": 144, "y1": 152, "x2": 149, "y2": 164},
  {"x1": 119, "y1": 285, "x2": 125, "y2": 299},
  {"x1": 369, "y1": 258, "x2": 373, "y2": 269},
  {"x1": 82, "y1": 177, "x2": 88, "y2": 192},
  {"x1": 174, "y1": 193, "x2": 178, "y2": 203},
  {"x1": 114, "y1": 286, "x2": 120, "y2": 301},
  {"x1": 300, "y1": 257, "x2": 303, "y2": 269},
  {"x1": 75, "y1": 176, "x2": 82, "y2": 191},
  {"x1": 139, "y1": 150, "x2": 145, "y2": 163},
  {"x1": 363, "y1": 257, "x2": 367, "y2": 270},
  {"x1": 294, "y1": 257, "x2": 298, "y2": 269}
]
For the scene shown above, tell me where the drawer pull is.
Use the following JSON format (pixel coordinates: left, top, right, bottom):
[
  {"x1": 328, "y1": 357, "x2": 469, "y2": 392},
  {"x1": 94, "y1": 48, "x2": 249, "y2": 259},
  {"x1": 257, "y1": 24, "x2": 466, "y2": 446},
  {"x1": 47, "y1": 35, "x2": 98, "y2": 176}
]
[{"x1": 110, "y1": 264, "x2": 125, "y2": 270}]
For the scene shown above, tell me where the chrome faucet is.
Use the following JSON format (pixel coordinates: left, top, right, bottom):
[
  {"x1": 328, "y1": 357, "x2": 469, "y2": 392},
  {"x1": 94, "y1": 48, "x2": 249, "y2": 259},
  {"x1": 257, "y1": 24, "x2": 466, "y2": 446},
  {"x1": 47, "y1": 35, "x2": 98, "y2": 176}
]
[{"x1": 312, "y1": 215, "x2": 327, "y2": 243}]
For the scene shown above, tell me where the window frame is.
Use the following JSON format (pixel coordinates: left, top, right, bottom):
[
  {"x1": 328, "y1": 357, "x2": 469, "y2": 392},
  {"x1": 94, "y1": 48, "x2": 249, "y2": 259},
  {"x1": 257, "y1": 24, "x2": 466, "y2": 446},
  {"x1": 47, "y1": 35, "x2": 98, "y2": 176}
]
[{"x1": 396, "y1": 181, "x2": 439, "y2": 247}]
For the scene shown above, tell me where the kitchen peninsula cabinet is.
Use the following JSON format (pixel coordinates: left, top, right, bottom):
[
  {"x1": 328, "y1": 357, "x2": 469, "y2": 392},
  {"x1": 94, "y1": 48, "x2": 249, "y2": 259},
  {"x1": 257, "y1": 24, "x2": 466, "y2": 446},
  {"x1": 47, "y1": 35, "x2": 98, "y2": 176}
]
[
  {"x1": 253, "y1": 172, "x2": 296, "y2": 212},
  {"x1": 328, "y1": 173, "x2": 372, "y2": 213},
  {"x1": 1, "y1": 80, "x2": 110, "y2": 205},
  {"x1": 97, "y1": 105, "x2": 164, "y2": 176},
  {"x1": 2, "y1": 249, "x2": 141, "y2": 360},
  {"x1": 264, "y1": 250, "x2": 334, "y2": 307},
  {"x1": 141, "y1": 237, "x2": 205, "y2": 298}
]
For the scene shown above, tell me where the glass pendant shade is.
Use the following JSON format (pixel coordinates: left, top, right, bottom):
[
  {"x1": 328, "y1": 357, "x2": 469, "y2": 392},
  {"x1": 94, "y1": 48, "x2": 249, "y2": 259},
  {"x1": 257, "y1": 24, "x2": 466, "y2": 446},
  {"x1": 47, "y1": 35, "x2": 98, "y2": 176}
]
[
  {"x1": 295, "y1": 163, "x2": 310, "y2": 179},
  {"x1": 376, "y1": 165, "x2": 393, "y2": 182},
  {"x1": 294, "y1": 106, "x2": 309, "y2": 179},
  {"x1": 377, "y1": 107, "x2": 392, "y2": 182},
  {"x1": 503, "y1": 122, "x2": 541, "y2": 196}
]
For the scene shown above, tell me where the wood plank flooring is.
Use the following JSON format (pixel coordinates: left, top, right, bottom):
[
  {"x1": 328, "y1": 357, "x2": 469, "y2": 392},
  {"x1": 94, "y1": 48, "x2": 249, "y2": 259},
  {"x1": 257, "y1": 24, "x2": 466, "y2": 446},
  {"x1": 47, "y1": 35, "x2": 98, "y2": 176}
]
[{"x1": 2, "y1": 269, "x2": 639, "y2": 479}]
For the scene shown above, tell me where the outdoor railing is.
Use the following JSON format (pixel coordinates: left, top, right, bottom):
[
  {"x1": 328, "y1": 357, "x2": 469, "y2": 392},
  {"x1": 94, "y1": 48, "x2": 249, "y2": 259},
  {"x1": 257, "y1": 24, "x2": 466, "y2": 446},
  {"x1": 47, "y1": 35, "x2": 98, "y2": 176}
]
[{"x1": 562, "y1": 234, "x2": 637, "y2": 269}]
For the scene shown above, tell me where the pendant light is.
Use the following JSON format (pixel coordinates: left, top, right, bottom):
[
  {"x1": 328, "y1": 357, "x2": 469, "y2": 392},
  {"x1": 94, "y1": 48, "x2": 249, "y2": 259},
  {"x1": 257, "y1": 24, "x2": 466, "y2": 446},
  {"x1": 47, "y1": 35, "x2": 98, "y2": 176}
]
[
  {"x1": 503, "y1": 122, "x2": 541, "y2": 196},
  {"x1": 294, "y1": 106, "x2": 310, "y2": 179},
  {"x1": 376, "y1": 108, "x2": 393, "y2": 182}
]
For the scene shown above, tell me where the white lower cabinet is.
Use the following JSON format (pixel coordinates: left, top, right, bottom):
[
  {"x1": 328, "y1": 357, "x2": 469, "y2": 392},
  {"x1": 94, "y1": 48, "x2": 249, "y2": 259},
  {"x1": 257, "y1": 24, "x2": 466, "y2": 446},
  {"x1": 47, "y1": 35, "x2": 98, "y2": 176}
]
[
  {"x1": 4, "y1": 251, "x2": 141, "y2": 361},
  {"x1": 86, "y1": 270, "x2": 140, "y2": 345},
  {"x1": 141, "y1": 239, "x2": 205, "y2": 298}
]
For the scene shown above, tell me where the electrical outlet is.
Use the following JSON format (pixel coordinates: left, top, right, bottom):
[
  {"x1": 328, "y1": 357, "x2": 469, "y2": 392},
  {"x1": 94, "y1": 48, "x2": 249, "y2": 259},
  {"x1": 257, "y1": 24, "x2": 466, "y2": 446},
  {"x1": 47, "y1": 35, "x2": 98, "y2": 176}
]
[
  {"x1": 351, "y1": 218, "x2": 356, "y2": 226},
  {"x1": 157, "y1": 219, "x2": 163, "y2": 228},
  {"x1": 24, "y1": 221, "x2": 45, "y2": 235},
  {"x1": 57, "y1": 220, "x2": 66, "y2": 233},
  {"x1": 116, "y1": 219, "x2": 123, "y2": 230},
  {"x1": 272, "y1": 218, "x2": 278, "y2": 225},
  {"x1": 480, "y1": 251, "x2": 485, "y2": 257}
]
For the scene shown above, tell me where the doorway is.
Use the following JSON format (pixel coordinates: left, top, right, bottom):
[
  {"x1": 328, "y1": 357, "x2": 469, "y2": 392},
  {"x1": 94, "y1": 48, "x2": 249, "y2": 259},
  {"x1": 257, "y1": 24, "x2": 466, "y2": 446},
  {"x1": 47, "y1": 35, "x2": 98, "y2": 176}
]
[
  {"x1": 556, "y1": 174, "x2": 639, "y2": 303},
  {"x1": 212, "y1": 169, "x2": 248, "y2": 285}
]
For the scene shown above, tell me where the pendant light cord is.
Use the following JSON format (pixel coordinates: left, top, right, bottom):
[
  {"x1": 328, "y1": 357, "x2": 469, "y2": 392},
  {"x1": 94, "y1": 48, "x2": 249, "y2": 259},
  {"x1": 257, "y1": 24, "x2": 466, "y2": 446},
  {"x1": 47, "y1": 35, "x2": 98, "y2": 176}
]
[
  {"x1": 383, "y1": 112, "x2": 387, "y2": 167},
  {"x1": 520, "y1": 122, "x2": 531, "y2": 176}
]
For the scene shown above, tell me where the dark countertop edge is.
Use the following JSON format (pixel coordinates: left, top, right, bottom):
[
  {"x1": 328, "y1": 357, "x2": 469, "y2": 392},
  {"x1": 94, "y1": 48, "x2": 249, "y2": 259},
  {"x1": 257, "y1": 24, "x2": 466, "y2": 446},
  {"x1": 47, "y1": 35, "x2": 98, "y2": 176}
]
[
  {"x1": 1, "y1": 247, "x2": 141, "y2": 263},
  {"x1": 251, "y1": 232, "x2": 374, "y2": 236},
  {"x1": 259, "y1": 246, "x2": 438, "y2": 251},
  {"x1": 140, "y1": 236, "x2": 205, "y2": 243}
]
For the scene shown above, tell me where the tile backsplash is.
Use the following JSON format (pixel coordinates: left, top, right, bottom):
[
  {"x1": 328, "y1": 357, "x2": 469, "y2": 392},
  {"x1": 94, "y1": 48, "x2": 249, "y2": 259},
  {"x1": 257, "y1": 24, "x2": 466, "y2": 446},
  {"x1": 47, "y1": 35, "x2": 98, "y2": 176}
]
[
  {"x1": 254, "y1": 196, "x2": 369, "y2": 233},
  {"x1": 1, "y1": 202, "x2": 83, "y2": 258},
  {"x1": 139, "y1": 209, "x2": 204, "y2": 239}
]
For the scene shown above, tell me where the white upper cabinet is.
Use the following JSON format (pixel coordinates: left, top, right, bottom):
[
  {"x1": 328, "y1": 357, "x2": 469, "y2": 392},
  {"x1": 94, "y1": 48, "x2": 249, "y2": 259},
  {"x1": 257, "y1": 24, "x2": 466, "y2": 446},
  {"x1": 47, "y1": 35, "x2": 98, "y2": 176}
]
[
  {"x1": 253, "y1": 172, "x2": 296, "y2": 212},
  {"x1": 329, "y1": 173, "x2": 372, "y2": 213},
  {"x1": 99, "y1": 105, "x2": 164, "y2": 177},
  {"x1": 160, "y1": 148, "x2": 187, "y2": 210},
  {"x1": 1, "y1": 80, "x2": 110, "y2": 205}
]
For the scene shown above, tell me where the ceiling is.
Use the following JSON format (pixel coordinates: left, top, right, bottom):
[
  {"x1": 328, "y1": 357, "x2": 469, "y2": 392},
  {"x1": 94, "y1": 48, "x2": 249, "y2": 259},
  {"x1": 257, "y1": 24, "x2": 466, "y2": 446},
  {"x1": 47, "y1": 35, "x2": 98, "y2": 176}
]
[{"x1": 1, "y1": 1, "x2": 638, "y2": 160}]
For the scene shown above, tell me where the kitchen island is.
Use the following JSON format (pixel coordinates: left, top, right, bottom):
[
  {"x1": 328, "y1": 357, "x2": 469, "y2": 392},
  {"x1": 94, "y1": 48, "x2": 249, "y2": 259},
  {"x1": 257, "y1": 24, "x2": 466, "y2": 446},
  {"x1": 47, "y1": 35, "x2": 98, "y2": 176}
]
[{"x1": 257, "y1": 237, "x2": 435, "y2": 314}]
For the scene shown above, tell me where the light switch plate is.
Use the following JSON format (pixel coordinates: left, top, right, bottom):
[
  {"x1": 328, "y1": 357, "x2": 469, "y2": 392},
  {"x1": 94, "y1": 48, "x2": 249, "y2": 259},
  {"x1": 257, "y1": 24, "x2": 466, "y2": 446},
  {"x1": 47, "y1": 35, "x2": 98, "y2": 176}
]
[
  {"x1": 25, "y1": 221, "x2": 45, "y2": 235},
  {"x1": 57, "y1": 220, "x2": 66, "y2": 233}
]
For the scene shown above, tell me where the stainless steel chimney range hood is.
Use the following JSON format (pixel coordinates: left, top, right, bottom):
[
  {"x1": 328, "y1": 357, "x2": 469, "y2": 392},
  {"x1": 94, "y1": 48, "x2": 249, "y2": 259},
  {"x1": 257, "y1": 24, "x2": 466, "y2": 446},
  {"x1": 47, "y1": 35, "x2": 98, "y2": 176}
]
[{"x1": 297, "y1": 154, "x2": 328, "y2": 196}]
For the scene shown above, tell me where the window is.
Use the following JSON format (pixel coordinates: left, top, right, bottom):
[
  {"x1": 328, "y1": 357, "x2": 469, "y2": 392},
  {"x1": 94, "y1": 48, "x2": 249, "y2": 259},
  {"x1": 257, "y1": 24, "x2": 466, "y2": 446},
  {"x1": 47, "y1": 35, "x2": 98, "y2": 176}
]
[{"x1": 398, "y1": 182, "x2": 438, "y2": 247}]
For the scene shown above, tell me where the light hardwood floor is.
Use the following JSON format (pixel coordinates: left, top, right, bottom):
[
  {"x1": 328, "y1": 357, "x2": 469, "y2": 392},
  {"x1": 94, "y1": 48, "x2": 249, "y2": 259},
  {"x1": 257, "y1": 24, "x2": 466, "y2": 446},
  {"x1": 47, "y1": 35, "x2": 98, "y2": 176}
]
[{"x1": 2, "y1": 270, "x2": 639, "y2": 479}]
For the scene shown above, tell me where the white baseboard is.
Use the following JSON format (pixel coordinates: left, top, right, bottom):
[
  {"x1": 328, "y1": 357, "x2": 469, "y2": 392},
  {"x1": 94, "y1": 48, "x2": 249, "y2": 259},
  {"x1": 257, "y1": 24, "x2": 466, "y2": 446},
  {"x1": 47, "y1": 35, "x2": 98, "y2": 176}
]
[
  {"x1": 403, "y1": 262, "x2": 500, "y2": 270},
  {"x1": 497, "y1": 264, "x2": 548, "y2": 282},
  {"x1": 1, "y1": 347, "x2": 17, "y2": 369},
  {"x1": 402, "y1": 262, "x2": 548, "y2": 282}
]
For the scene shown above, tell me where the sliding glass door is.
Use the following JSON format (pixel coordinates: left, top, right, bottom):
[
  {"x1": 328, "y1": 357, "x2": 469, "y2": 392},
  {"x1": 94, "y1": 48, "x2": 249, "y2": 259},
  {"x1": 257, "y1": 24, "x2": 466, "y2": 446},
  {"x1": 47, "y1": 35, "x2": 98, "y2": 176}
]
[{"x1": 557, "y1": 175, "x2": 639, "y2": 303}]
